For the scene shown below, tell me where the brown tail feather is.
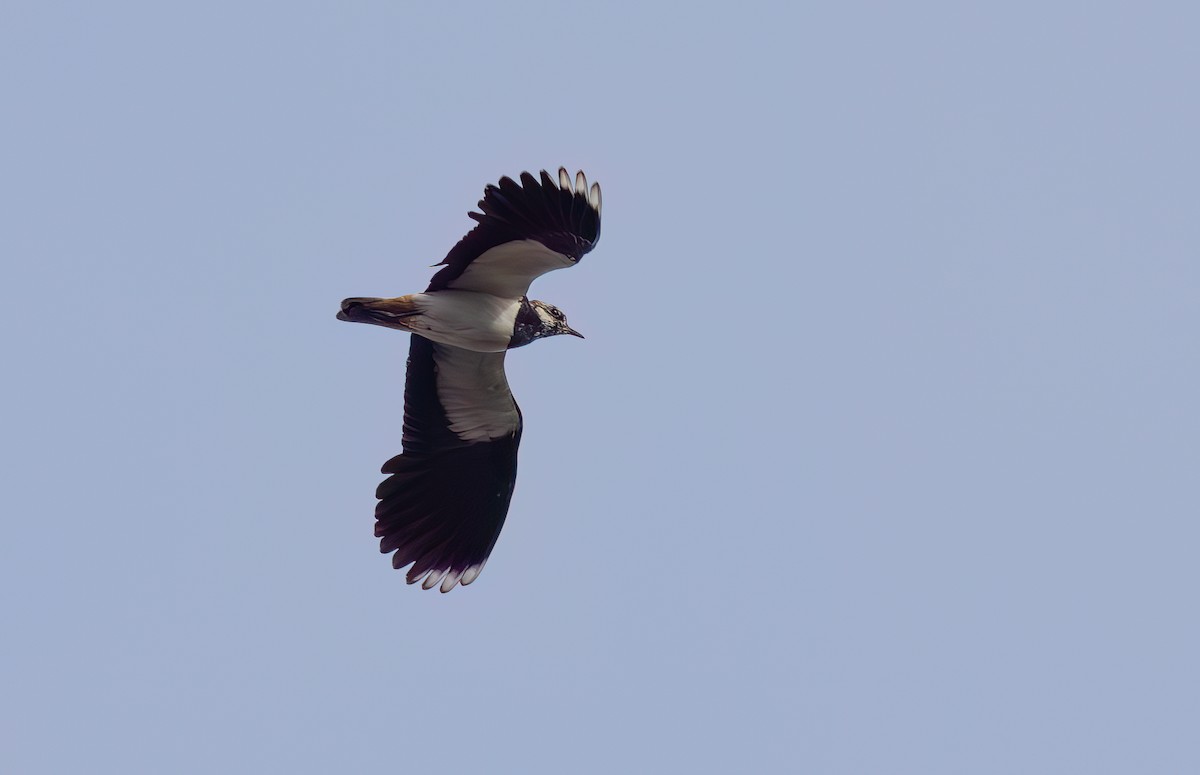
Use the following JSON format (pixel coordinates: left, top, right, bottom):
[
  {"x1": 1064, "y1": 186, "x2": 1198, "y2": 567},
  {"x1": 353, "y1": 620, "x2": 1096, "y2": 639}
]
[{"x1": 336, "y1": 295, "x2": 422, "y2": 329}]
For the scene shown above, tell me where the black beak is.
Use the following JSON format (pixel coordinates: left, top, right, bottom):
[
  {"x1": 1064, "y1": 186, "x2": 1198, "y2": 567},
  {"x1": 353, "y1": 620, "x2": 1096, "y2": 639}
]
[{"x1": 564, "y1": 327, "x2": 585, "y2": 339}]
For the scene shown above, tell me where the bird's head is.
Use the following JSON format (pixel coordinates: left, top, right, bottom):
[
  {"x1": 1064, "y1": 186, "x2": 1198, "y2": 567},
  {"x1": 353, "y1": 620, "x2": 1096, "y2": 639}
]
[{"x1": 530, "y1": 299, "x2": 584, "y2": 340}]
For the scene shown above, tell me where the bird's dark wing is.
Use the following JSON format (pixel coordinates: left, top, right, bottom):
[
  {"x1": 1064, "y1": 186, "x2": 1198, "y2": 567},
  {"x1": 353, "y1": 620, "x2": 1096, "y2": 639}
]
[
  {"x1": 374, "y1": 336, "x2": 523, "y2": 591},
  {"x1": 426, "y1": 168, "x2": 602, "y2": 298}
]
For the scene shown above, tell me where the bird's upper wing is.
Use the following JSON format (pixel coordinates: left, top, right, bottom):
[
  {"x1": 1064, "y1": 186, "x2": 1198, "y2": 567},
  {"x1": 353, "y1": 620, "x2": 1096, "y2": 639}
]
[
  {"x1": 426, "y1": 168, "x2": 602, "y2": 298},
  {"x1": 374, "y1": 335, "x2": 523, "y2": 592}
]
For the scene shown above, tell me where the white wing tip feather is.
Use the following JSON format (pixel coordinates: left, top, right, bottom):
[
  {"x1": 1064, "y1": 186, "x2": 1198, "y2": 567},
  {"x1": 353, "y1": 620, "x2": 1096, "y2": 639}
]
[
  {"x1": 422, "y1": 568, "x2": 447, "y2": 590},
  {"x1": 439, "y1": 569, "x2": 463, "y2": 593},
  {"x1": 554, "y1": 167, "x2": 601, "y2": 213},
  {"x1": 461, "y1": 562, "x2": 485, "y2": 586},
  {"x1": 407, "y1": 561, "x2": 486, "y2": 592}
]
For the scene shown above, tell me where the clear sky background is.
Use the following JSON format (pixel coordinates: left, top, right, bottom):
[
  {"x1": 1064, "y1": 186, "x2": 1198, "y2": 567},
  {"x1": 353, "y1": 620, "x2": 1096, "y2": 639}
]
[{"x1": 3, "y1": 2, "x2": 1198, "y2": 772}]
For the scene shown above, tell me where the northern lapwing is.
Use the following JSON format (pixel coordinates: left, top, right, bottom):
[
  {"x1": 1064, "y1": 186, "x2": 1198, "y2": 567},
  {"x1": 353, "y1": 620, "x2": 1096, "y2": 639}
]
[{"x1": 338, "y1": 168, "x2": 602, "y2": 592}]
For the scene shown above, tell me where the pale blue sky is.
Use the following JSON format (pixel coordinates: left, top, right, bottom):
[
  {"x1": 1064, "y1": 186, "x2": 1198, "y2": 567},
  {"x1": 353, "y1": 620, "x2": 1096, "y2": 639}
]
[{"x1": 3, "y1": 2, "x2": 1198, "y2": 772}]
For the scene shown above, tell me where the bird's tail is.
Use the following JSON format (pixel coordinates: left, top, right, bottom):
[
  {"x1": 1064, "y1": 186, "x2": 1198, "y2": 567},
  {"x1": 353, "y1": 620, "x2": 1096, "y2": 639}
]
[{"x1": 336, "y1": 295, "x2": 422, "y2": 330}]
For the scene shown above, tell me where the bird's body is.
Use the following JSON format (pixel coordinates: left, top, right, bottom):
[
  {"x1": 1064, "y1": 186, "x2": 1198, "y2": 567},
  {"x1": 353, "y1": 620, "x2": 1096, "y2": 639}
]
[
  {"x1": 341, "y1": 291, "x2": 522, "y2": 352},
  {"x1": 337, "y1": 168, "x2": 602, "y2": 592}
]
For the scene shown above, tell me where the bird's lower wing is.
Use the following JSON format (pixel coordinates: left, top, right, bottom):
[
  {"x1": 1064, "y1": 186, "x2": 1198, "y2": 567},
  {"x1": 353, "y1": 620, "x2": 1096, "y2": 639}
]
[{"x1": 374, "y1": 337, "x2": 522, "y2": 592}]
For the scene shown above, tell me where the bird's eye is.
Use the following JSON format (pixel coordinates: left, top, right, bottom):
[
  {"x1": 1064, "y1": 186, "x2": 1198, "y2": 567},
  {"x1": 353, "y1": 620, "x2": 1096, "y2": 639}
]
[{"x1": 552, "y1": 309, "x2": 564, "y2": 320}]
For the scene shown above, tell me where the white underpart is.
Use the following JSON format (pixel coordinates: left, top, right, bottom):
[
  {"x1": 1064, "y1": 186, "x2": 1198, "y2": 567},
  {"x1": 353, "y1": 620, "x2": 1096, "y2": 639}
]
[
  {"x1": 446, "y1": 239, "x2": 575, "y2": 299},
  {"x1": 432, "y1": 343, "x2": 519, "y2": 442},
  {"x1": 411, "y1": 290, "x2": 519, "y2": 352}
]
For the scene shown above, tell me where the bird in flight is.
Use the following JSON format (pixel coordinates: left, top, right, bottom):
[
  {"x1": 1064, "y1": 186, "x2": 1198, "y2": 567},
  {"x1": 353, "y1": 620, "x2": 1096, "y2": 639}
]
[{"x1": 337, "y1": 168, "x2": 602, "y2": 592}]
